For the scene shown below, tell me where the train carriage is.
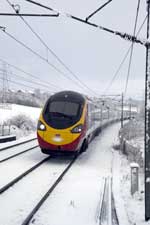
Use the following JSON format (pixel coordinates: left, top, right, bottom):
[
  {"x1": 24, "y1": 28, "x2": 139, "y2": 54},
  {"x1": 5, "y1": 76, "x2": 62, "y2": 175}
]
[{"x1": 37, "y1": 90, "x2": 101, "y2": 155}]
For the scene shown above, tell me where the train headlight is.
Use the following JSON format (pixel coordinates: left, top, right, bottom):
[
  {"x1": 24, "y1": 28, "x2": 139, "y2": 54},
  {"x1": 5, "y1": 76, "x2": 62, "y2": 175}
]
[
  {"x1": 37, "y1": 121, "x2": 46, "y2": 131},
  {"x1": 71, "y1": 124, "x2": 83, "y2": 133}
]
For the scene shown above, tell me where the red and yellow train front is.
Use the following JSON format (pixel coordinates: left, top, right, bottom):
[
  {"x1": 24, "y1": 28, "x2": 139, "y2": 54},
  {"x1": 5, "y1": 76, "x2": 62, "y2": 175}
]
[{"x1": 37, "y1": 91, "x2": 87, "y2": 154}]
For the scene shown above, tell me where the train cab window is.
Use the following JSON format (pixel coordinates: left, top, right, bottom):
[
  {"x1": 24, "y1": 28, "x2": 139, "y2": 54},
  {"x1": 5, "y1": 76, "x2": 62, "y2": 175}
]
[{"x1": 48, "y1": 101, "x2": 80, "y2": 117}]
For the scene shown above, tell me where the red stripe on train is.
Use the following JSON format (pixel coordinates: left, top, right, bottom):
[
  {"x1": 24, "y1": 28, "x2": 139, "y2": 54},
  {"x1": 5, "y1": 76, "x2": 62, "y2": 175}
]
[{"x1": 37, "y1": 133, "x2": 83, "y2": 151}]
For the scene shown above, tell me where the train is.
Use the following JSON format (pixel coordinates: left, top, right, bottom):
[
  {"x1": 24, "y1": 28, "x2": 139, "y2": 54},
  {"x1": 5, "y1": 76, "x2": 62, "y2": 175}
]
[{"x1": 37, "y1": 90, "x2": 102, "y2": 155}]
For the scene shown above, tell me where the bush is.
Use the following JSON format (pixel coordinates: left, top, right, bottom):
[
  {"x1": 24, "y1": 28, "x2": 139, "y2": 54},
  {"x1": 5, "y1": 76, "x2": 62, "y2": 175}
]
[
  {"x1": 5, "y1": 114, "x2": 36, "y2": 131},
  {"x1": 119, "y1": 118, "x2": 144, "y2": 168},
  {"x1": 119, "y1": 118, "x2": 144, "y2": 141}
]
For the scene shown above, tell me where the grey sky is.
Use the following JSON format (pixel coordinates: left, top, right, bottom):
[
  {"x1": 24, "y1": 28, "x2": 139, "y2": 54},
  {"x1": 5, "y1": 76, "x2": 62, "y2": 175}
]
[{"x1": 0, "y1": 0, "x2": 147, "y2": 98}]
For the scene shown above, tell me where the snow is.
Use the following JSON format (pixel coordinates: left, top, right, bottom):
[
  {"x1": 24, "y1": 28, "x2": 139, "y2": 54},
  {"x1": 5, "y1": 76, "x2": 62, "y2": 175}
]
[
  {"x1": 0, "y1": 103, "x2": 41, "y2": 141},
  {"x1": 0, "y1": 146, "x2": 43, "y2": 187},
  {"x1": 114, "y1": 154, "x2": 146, "y2": 225},
  {"x1": 0, "y1": 122, "x2": 121, "y2": 225},
  {"x1": 0, "y1": 156, "x2": 71, "y2": 225},
  {"x1": 0, "y1": 104, "x2": 41, "y2": 123},
  {"x1": 0, "y1": 104, "x2": 149, "y2": 225},
  {"x1": 0, "y1": 133, "x2": 36, "y2": 150},
  {"x1": 0, "y1": 134, "x2": 15, "y2": 139},
  {"x1": 0, "y1": 139, "x2": 38, "y2": 162},
  {"x1": 25, "y1": 123, "x2": 121, "y2": 225},
  {"x1": 130, "y1": 162, "x2": 139, "y2": 168},
  {"x1": 112, "y1": 152, "x2": 130, "y2": 225}
]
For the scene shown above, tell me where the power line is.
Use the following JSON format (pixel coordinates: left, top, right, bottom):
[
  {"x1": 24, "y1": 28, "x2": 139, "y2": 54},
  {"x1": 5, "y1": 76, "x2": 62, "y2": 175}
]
[
  {"x1": 86, "y1": 0, "x2": 112, "y2": 21},
  {"x1": 102, "y1": 15, "x2": 147, "y2": 95},
  {"x1": 0, "y1": 13, "x2": 59, "y2": 17},
  {"x1": 5, "y1": 0, "x2": 59, "y2": 16},
  {"x1": 4, "y1": 0, "x2": 147, "y2": 97},
  {"x1": 124, "y1": 0, "x2": 141, "y2": 96},
  {"x1": 25, "y1": 0, "x2": 148, "y2": 47},
  {"x1": 1, "y1": 27, "x2": 98, "y2": 95},
  {"x1": 0, "y1": 58, "x2": 61, "y2": 91},
  {"x1": 0, "y1": 71, "x2": 55, "y2": 91},
  {"x1": 5, "y1": 0, "x2": 99, "y2": 96},
  {"x1": 0, "y1": 76, "x2": 50, "y2": 91}
]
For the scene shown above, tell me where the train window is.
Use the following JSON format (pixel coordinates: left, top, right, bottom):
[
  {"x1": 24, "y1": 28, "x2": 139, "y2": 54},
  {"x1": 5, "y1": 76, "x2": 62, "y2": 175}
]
[{"x1": 48, "y1": 101, "x2": 80, "y2": 117}]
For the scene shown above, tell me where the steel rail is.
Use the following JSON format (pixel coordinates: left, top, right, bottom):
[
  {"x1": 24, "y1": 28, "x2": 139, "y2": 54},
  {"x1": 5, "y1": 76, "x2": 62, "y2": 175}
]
[
  {"x1": 21, "y1": 154, "x2": 78, "y2": 225},
  {"x1": 0, "y1": 137, "x2": 37, "y2": 152},
  {"x1": 99, "y1": 176, "x2": 119, "y2": 225},
  {"x1": 111, "y1": 192, "x2": 119, "y2": 225},
  {"x1": 0, "y1": 156, "x2": 51, "y2": 194},
  {"x1": 98, "y1": 177, "x2": 106, "y2": 222},
  {"x1": 99, "y1": 177, "x2": 108, "y2": 224},
  {"x1": 0, "y1": 145, "x2": 39, "y2": 163}
]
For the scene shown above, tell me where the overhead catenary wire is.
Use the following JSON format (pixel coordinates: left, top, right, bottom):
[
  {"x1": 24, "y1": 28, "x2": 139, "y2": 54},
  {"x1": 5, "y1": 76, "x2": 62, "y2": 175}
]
[
  {"x1": 5, "y1": 0, "x2": 99, "y2": 97},
  {"x1": 3, "y1": 0, "x2": 146, "y2": 97},
  {"x1": 0, "y1": 70, "x2": 60, "y2": 92},
  {"x1": 0, "y1": 13, "x2": 59, "y2": 17},
  {"x1": 86, "y1": 0, "x2": 112, "y2": 21},
  {"x1": 102, "y1": 15, "x2": 147, "y2": 95},
  {"x1": 0, "y1": 76, "x2": 51, "y2": 92},
  {"x1": 0, "y1": 27, "x2": 99, "y2": 96},
  {"x1": 0, "y1": 70, "x2": 57, "y2": 92},
  {"x1": 124, "y1": 0, "x2": 141, "y2": 96},
  {"x1": 25, "y1": 0, "x2": 148, "y2": 47},
  {"x1": 0, "y1": 59, "x2": 62, "y2": 91}
]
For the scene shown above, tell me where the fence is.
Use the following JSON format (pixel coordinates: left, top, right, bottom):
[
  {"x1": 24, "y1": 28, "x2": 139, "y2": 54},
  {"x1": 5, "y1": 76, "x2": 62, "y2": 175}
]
[{"x1": 120, "y1": 138, "x2": 143, "y2": 168}]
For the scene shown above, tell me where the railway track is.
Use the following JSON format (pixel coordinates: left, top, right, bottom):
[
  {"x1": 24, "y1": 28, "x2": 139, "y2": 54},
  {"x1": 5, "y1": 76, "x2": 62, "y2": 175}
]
[
  {"x1": 0, "y1": 123, "x2": 121, "y2": 225},
  {"x1": 0, "y1": 137, "x2": 37, "y2": 152},
  {"x1": 99, "y1": 176, "x2": 119, "y2": 225},
  {"x1": 21, "y1": 154, "x2": 78, "y2": 225},
  {"x1": 0, "y1": 151, "x2": 79, "y2": 225},
  {"x1": 0, "y1": 156, "x2": 51, "y2": 194},
  {"x1": 0, "y1": 137, "x2": 38, "y2": 162},
  {"x1": 0, "y1": 145, "x2": 39, "y2": 163}
]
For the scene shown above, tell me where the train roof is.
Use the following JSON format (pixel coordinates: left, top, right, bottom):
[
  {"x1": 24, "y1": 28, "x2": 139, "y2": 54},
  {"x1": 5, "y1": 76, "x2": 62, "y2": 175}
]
[{"x1": 49, "y1": 90, "x2": 86, "y2": 103}]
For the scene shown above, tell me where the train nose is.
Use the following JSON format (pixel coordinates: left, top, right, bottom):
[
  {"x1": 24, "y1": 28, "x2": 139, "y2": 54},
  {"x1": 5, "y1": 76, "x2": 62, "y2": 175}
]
[
  {"x1": 49, "y1": 132, "x2": 73, "y2": 145},
  {"x1": 52, "y1": 134, "x2": 63, "y2": 142}
]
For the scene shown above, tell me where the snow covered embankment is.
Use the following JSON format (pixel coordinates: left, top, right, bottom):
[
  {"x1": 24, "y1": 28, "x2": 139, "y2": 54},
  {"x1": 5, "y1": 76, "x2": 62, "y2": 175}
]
[
  {"x1": 0, "y1": 104, "x2": 41, "y2": 140},
  {"x1": 115, "y1": 118, "x2": 147, "y2": 225}
]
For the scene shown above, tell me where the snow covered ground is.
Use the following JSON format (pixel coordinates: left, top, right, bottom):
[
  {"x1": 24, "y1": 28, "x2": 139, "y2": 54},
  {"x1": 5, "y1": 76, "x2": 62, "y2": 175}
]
[
  {"x1": 0, "y1": 104, "x2": 41, "y2": 139},
  {"x1": 0, "y1": 122, "x2": 121, "y2": 225},
  {"x1": 113, "y1": 151, "x2": 147, "y2": 225},
  {"x1": 116, "y1": 119, "x2": 147, "y2": 225},
  {"x1": 0, "y1": 104, "x2": 148, "y2": 225},
  {"x1": 0, "y1": 104, "x2": 41, "y2": 123}
]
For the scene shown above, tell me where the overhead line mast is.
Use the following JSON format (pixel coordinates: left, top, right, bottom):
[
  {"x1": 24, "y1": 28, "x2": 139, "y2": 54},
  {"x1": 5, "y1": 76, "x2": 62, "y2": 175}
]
[
  {"x1": 85, "y1": 0, "x2": 112, "y2": 21},
  {"x1": 24, "y1": 0, "x2": 150, "y2": 221},
  {"x1": 145, "y1": 0, "x2": 150, "y2": 221},
  {"x1": 25, "y1": 0, "x2": 149, "y2": 47},
  {"x1": 4, "y1": 0, "x2": 100, "y2": 97},
  {"x1": 0, "y1": 28, "x2": 93, "y2": 93}
]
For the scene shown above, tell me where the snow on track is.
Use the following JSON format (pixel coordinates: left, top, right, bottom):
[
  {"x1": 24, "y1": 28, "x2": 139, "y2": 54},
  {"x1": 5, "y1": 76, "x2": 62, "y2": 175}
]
[
  {"x1": 0, "y1": 146, "x2": 44, "y2": 187},
  {"x1": 0, "y1": 122, "x2": 122, "y2": 225},
  {"x1": 0, "y1": 133, "x2": 37, "y2": 150},
  {"x1": 0, "y1": 157, "x2": 71, "y2": 225},
  {"x1": 28, "y1": 123, "x2": 121, "y2": 225},
  {"x1": 0, "y1": 139, "x2": 38, "y2": 161}
]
